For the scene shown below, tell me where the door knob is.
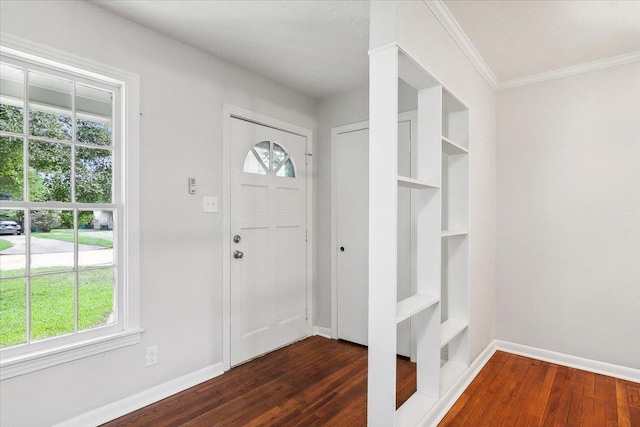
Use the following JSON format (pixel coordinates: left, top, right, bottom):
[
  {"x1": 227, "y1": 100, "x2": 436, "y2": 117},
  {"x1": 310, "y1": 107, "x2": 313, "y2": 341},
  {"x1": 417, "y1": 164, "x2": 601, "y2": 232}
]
[
  {"x1": 340, "y1": 246, "x2": 345, "y2": 252},
  {"x1": 233, "y1": 250, "x2": 244, "y2": 259}
]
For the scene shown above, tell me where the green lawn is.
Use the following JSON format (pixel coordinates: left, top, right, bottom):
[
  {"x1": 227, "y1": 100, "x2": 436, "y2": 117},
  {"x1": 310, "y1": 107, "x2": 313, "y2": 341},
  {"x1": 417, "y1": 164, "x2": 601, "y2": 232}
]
[
  {"x1": 32, "y1": 229, "x2": 113, "y2": 248},
  {"x1": 0, "y1": 239, "x2": 11, "y2": 251},
  {"x1": 0, "y1": 268, "x2": 114, "y2": 348}
]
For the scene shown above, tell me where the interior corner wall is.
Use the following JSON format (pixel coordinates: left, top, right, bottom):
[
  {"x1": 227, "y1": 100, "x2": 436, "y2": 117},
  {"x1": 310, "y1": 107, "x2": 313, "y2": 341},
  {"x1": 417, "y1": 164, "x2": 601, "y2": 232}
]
[
  {"x1": 0, "y1": 1, "x2": 316, "y2": 426},
  {"x1": 395, "y1": 1, "x2": 497, "y2": 361},
  {"x1": 496, "y1": 62, "x2": 640, "y2": 370}
]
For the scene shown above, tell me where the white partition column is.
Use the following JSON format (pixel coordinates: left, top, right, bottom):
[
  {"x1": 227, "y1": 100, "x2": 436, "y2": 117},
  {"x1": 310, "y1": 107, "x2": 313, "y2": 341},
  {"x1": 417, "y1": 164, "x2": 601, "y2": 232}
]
[
  {"x1": 368, "y1": 6, "x2": 470, "y2": 426},
  {"x1": 414, "y1": 86, "x2": 442, "y2": 400},
  {"x1": 367, "y1": 44, "x2": 399, "y2": 427}
]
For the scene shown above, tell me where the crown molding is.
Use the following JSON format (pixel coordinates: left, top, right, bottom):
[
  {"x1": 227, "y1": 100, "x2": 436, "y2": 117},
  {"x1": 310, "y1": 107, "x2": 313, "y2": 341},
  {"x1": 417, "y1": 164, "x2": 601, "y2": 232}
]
[
  {"x1": 425, "y1": 0, "x2": 499, "y2": 90},
  {"x1": 424, "y1": 2, "x2": 640, "y2": 92},
  {"x1": 498, "y1": 50, "x2": 640, "y2": 90}
]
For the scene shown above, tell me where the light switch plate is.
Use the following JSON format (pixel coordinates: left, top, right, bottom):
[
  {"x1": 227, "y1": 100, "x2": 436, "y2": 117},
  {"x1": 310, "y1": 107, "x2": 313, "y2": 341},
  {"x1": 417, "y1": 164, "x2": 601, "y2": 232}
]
[{"x1": 203, "y1": 196, "x2": 218, "y2": 213}]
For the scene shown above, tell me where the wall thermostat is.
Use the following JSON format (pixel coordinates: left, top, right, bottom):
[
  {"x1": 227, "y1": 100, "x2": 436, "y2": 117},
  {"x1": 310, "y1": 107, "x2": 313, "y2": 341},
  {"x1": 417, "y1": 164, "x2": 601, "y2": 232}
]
[{"x1": 188, "y1": 177, "x2": 196, "y2": 194}]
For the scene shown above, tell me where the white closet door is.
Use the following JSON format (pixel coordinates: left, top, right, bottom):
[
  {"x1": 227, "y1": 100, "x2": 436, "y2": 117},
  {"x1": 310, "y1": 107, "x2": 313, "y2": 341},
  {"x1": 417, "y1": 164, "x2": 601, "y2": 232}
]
[{"x1": 336, "y1": 120, "x2": 412, "y2": 357}]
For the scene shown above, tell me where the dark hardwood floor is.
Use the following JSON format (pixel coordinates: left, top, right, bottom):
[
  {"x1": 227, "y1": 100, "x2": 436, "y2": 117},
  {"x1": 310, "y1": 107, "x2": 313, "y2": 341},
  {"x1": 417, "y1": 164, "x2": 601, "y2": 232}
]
[
  {"x1": 103, "y1": 337, "x2": 640, "y2": 426},
  {"x1": 440, "y1": 351, "x2": 640, "y2": 427},
  {"x1": 102, "y1": 336, "x2": 415, "y2": 426}
]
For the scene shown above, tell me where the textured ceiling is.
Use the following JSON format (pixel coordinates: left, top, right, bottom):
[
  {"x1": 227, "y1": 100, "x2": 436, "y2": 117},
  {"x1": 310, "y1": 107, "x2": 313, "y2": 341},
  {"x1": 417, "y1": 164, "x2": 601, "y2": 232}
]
[
  {"x1": 444, "y1": 0, "x2": 640, "y2": 82},
  {"x1": 90, "y1": 1, "x2": 640, "y2": 95},
  {"x1": 90, "y1": 0, "x2": 370, "y2": 99}
]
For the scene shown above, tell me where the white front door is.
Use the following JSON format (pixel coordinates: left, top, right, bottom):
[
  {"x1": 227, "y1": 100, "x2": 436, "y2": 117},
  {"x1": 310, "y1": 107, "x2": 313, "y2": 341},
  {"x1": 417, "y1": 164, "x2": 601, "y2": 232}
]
[
  {"x1": 335, "y1": 117, "x2": 413, "y2": 357},
  {"x1": 230, "y1": 117, "x2": 307, "y2": 366}
]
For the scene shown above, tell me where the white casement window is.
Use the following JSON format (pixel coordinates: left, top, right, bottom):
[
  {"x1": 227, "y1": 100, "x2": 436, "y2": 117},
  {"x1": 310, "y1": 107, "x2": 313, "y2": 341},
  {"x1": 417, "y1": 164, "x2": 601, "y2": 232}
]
[{"x1": 0, "y1": 38, "x2": 141, "y2": 379}]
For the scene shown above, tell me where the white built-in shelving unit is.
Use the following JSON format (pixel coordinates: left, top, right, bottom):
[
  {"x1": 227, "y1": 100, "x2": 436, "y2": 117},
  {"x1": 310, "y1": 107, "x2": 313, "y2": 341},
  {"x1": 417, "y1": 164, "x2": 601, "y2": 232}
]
[
  {"x1": 368, "y1": 46, "x2": 470, "y2": 427},
  {"x1": 439, "y1": 87, "x2": 470, "y2": 399}
]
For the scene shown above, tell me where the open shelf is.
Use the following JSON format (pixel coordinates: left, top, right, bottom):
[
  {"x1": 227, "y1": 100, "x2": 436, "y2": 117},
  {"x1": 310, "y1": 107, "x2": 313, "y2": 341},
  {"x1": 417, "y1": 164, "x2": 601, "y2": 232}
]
[
  {"x1": 441, "y1": 229, "x2": 468, "y2": 238},
  {"x1": 396, "y1": 294, "x2": 439, "y2": 323},
  {"x1": 442, "y1": 136, "x2": 468, "y2": 155},
  {"x1": 395, "y1": 391, "x2": 437, "y2": 427},
  {"x1": 440, "y1": 319, "x2": 468, "y2": 347},
  {"x1": 397, "y1": 175, "x2": 439, "y2": 189},
  {"x1": 398, "y1": 48, "x2": 439, "y2": 91},
  {"x1": 440, "y1": 360, "x2": 466, "y2": 394}
]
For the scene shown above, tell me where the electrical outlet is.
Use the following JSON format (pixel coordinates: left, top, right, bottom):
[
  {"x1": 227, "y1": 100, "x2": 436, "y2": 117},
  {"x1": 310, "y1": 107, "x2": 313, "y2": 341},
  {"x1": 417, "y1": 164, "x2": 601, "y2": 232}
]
[{"x1": 146, "y1": 345, "x2": 158, "y2": 367}]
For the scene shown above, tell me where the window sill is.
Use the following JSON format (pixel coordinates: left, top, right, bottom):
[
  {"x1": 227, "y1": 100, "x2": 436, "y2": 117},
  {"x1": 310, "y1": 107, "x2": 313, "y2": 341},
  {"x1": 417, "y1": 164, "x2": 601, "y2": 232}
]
[{"x1": 0, "y1": 328, "x2": 144, "y2": 380}]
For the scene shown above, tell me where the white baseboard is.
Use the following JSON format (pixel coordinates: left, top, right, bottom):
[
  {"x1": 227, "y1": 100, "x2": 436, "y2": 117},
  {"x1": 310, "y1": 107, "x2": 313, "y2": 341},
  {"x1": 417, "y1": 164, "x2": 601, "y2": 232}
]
[
  {"x1": 54, "y1": 362, "x2": 225, "y2": 427},
  {"x1": 312, "y1": 326, "x2": 332, "y2": 339},
  {"x1": 53, "y1": 339, "x2": 639, "y2": 427},
  {"x1": 418, "y1": 340, "x2": 498, "y2": 426},
  {"x1": 495, "y1": 340, "x2": 640, "y2": 384}
]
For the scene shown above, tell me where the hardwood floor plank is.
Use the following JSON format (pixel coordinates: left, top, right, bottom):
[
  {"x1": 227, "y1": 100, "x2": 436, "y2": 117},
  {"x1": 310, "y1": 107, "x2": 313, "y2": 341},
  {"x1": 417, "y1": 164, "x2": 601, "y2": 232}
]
[
  {"x1": 520, "y1": 362, "x2": 557, "y2": 427},
  {"x1": 456, "y1": 353, "x2": 521, "y2": 425},
  {"x1": 541, "y1": 366, "x2": 568, "y2": 427},
  {"x1": 440, "y1": 351, "x2": 637, "y2": 427},
  {"x1": 487, "y1": 355, "x2": 533, "y2": 426},
  {"x1": 395, "y1": 356, "x2": 417, "y2": 408},
  {"x1": 604, "y1": 375, "x2": 619, "y2": 425},
  {"x1": 627, "y1": 381, "x2": 640, "y2": 426},
  {"x1": 502, "y1": 359, "x2": 542, "y2": 427},
  {"x1": 566, "y1": 368, "x2": 586, "y2": 426},
  {"x1": 616, "y1": 379, "x2": 633, "y2": 427},
  {"x1": 553, "y1": 367, "x2": 575, "y2": 427},
  {"x1": 101, "y1": 338, "x2": 638, "y2": 427},
  {"x1": 440, "y1": 351, "x2": 511, "y2": 426},
  {"x1": 594, "y1": 374, "x2": 608, "y2": 426},
  {"x1": 580, "y1": 371, "x2": 597, "y2": 427},
  {"x1": 439, "y1": 393, "x2": 470, "y2": 422}
]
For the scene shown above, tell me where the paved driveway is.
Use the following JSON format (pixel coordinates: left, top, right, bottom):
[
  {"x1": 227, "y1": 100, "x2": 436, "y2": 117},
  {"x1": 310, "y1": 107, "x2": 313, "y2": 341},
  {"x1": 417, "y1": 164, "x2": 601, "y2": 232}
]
[
  {"x1": 0, "y1": 235, "x2": 103, "y2": 254},
  {"x1": 0, "y1": 235, "x2": 111, "y2": 271}
]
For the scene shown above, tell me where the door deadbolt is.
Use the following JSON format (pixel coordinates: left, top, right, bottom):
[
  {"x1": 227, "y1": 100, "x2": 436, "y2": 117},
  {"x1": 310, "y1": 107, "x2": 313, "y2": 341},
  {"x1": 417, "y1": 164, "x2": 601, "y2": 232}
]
[
  {"x1": 233, "y1": 250, "x2": 244, "y2": 259},
  {"x1": 233, "y1": 235, "x2": 241, "y2": 243},
  {"x1": 340, "y1": 246, "x2": 345, "y2": 252}
]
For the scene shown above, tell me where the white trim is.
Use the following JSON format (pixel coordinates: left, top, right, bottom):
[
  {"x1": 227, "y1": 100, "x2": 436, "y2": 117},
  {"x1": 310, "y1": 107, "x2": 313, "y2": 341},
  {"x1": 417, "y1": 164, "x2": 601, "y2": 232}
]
[
  {"x1": 0, "y1": 33, "x2": 141, "y2": 377},
  {"x1": 53, "y1": 362, "x2": 224, "y2": 427},
  {"x1": 0, "y1": 32, "x2": 139, "y2": 85},
  {"x1": 424, "y1": 0, "x2": 499, "y2": 90},
  {"x1": 422, "y1": 3, "x2": 640, "y2": 91},
  {"x1": 0, "y1": 329, "x2": 143, "y2": 380},
  {"x1": 222, "y1": 104, "x2": 314, "y2": 372},
  {"x1": 498, "y1": 50, "x2": 640, "y2": 90},
  {"x1": 368, "y1": 41, "x2": 398, "y2": 57},
  {"x1": 312, "y1": 326, "x2": 332, "y2": 339},
  {"x1": 222, "y1": 104, "x2": 232, "y2": 371},
  {"x1": 495, "y1": 340, "x2": 640, "y2": 384},
  {"x1": 418, "y1": 340, "x2": 497, "y2": 426}
]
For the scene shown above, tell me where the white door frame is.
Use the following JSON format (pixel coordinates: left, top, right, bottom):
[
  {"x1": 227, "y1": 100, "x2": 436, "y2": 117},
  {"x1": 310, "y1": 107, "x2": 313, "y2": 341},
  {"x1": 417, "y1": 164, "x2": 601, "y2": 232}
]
[
  {"x1": 330, "y1": 111, "x2": 417, "y2": 343},
  {"x1": 222, "y1": 104, "x2": 314, "y2": 371}
]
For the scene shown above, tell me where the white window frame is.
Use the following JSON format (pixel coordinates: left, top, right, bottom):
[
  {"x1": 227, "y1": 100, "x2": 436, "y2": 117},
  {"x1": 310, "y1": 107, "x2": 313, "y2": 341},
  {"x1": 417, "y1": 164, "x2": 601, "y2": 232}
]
[{"x1": 0, "y1": 34, "x2": 141, "y2": 380}]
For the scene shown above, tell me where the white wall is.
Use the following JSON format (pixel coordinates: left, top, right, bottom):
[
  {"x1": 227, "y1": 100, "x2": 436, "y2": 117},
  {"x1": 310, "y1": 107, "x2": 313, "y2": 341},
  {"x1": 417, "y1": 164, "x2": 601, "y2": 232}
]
[
  {"x1": 396, "y1": 1, "x2": 497, "y2": 361},
  {"x1": 496, "y1": 62, "x2": 640, "y2": 369},
  {"x1": 0, "y1": 1, "x2": 316, "y2": 426}
]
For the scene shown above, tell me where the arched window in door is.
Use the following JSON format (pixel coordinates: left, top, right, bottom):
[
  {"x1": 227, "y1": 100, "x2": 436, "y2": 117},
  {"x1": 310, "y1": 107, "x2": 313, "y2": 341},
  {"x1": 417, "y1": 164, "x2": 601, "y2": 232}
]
[{"x1": 243, "y1": 141, "x2": 296, "y2": 177}]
